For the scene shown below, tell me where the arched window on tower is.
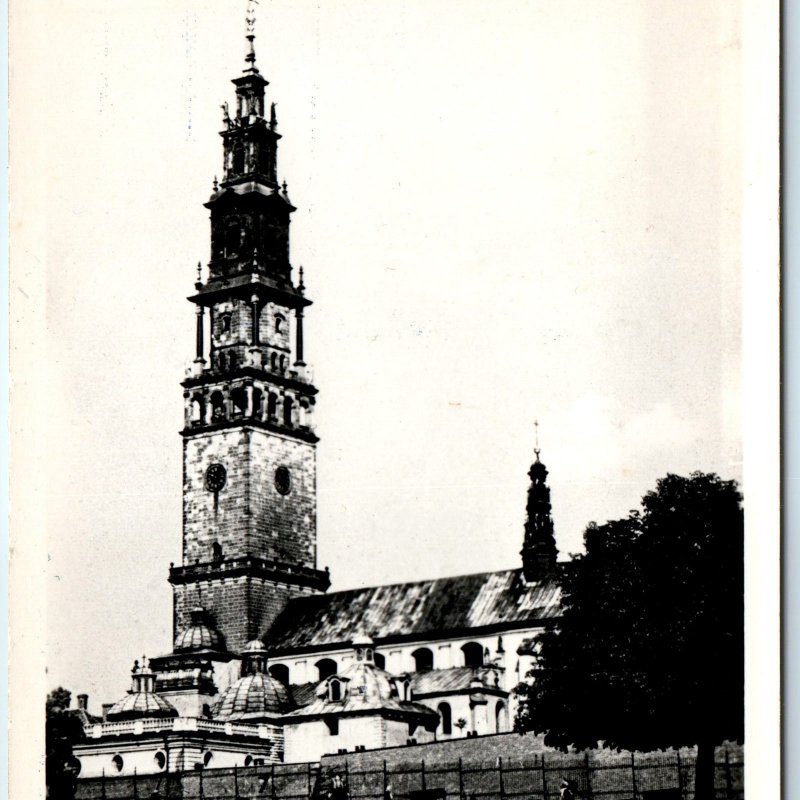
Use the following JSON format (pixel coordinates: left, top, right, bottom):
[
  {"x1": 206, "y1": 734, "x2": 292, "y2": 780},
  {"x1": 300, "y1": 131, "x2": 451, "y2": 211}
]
[
  {"x1": 210, "y1": 391, "x2": 225, "y2": 421},
  {"x1": 462, "y1": 642, "x2": 484, "y2": 669},
  {"x1": 315, "y1": 658, "x2": 337, "y2": 681},
  {"x1": 267, "y1": 392, "x2": 278, "y2": 421},
  {"x1": 211, "y1": 541, "x2": 223, "y2": 563},
  {"x1": 217, "y1": 352, "x2": 228, "y2": 372},
  {"x1": 283, "y1": 396, "x2": 294, "y2": 427},
  {"x1": 270, "y1": 352, "x2": 278, "y2": 372},
  {"x1": 269, "y1": 663, "x2": 290, "y2": 685},
  {"x1": 228, "y1": 350, "x2": 237, "y2": 370},
  {"x1": 224, "y1": 220, "x2": 241, "y2": 257},
  {"x1": 438, "y1": 702, "x2": 452, "y2": 735},
  {"x1": 191, "y1": 395, "x2": 205, "y2": 426},
  {"x1": 275, "y1": 315, "x2": 285, "y2": 333},
  {"x1": 279, "y1": 354, "x2": 287, "y2": 372},
  {"x1": 220, "y1": 313, "x2": 232, "y2": 335},
  {"x1": 252, "y1": 388, "x2": 263, "y2": 419},
  {"x1": 232, "y1": 141, "x2": 245, "y2": 174},
  {"x1": 231, "y1": 387, "x2": 247, "y2": 418},
  {"x1": 412, "y1": 648, "x2": 434, "y2": 672}
]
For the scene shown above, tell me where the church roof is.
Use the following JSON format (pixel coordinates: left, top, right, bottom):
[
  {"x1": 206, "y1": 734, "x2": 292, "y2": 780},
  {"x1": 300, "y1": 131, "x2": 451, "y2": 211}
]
[
  {"x1": 106, "y1": 691, "x2": 178, "y2": 721},
  {"x1": 267, "y1": 568, "x2": 561, "y2": 655},
  {"x1": 410, "y1": 666, "x2": 506, "y2": 697}
]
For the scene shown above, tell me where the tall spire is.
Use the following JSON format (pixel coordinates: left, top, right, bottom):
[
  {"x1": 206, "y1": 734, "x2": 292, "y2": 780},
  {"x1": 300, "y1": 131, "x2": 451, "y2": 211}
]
[{"x1": 521, "y1": 423, "x2": 558, "y2": 581}]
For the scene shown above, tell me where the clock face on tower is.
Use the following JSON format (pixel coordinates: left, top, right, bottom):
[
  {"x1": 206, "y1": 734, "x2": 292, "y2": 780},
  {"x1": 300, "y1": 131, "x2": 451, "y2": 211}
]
[
  {"x1": 274, "y1": 466, "x2": 291, "y2": 495},
  {"x1": 205, "y1": 463, "x2": 227, "y2": 493}
]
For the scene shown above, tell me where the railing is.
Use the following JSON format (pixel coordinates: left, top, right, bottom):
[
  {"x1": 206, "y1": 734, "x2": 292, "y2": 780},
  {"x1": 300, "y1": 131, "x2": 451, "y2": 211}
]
[
  {"x1": 169, "y1": 556, "x2": 330, "y2": 590},
  {"x1": 88, "y1": 716, "x2": 275, "y2": 740}
]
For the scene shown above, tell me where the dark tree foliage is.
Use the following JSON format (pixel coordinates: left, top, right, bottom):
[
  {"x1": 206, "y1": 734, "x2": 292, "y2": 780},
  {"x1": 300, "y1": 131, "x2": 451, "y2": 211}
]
[
  {"x1": 515, "y1": 473, "x2": 743, "y2": 800},
  {"x1": 46, "y1": 687, "x2": 85, "y2": 800}
]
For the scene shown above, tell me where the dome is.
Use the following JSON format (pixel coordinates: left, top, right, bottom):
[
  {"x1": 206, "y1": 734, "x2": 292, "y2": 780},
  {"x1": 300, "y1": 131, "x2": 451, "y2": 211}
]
[
  {"x1": 106, "y1": 658, "x2": 178, "y2": 721},
  {"x1": 242, "y1": 638, "x2": 267, "y2": 654},
  {"x1": 106, "y1": 691, "x2": 178, "y2": 721},
  {"x1": 173, "y1": 607, "x2": 225, "y2": 653},
  {"x1": 212, "y1": 673, "x2": 294, "y2": 721}
]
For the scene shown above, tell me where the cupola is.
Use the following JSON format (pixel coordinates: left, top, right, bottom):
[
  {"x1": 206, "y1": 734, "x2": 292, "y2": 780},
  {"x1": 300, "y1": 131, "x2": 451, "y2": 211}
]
[
  {"x1": 173, "y1": 607, "x2": 226, "y2": 653},
  {"x1": 105, "y1": 658, "x2": 178, "y2": 721}
]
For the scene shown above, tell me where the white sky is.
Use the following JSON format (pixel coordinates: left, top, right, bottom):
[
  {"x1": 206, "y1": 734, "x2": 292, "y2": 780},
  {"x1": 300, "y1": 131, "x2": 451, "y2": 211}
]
[{"x1": 28, "y1": 0, "x2": 742, "y2": 711}]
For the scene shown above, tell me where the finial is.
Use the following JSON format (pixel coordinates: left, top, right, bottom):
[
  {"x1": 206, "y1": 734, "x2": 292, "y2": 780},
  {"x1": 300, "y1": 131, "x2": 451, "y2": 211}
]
[
  {"x1": 282, "y1": 180, "x2": 288, "y2": 195},
  {"x1": 244, "y1": 0, "x2": 260, "y2": 72},
  {"x1": 270, "y1": 102, "x2": 277, "y2": 129},
  {"x1": 213, "y1": 175, "x2": 219, "y2": 191},
  {"x1": 298, "y1": 266, "x2": 305, "y2": 295},
  {"x1": 221, "y1": 102, "x2": 231, "y2": 127},
  {"x1": 534, "y1": 419, "x2": 540, "y2": 460}
]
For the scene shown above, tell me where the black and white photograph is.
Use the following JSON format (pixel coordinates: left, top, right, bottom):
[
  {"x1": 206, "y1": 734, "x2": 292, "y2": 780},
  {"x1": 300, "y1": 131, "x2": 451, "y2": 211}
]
[{"x1": 9, "y1": 2, "x2": 779, "y2": 798}]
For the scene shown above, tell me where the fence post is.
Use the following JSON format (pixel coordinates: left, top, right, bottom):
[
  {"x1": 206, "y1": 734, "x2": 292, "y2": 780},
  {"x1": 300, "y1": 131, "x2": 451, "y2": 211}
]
[
  {"x1": 132, "y1": 767, "x2": 139, "y2": 800},
  {"x1": 421, "y1": 760, "x2": 426, "y2": 792},
  {"x1": 458, "y1": 757, "x2": 465, "y2": 800},
  {"x1": 383, "y1": 760, "x2": 388, "y2": 800},
  {"x1": 345, "y1": 760, "x2": 350, "y2": 799},
  {"x1": 234, "y1": 763, "x2": 239, "y2": 800},
  {"x1": 101, "y1": 768, "x2": 107, "y2": 800},
  {"x1": 199, "y1": 764, "x2": 205, "y2": 800},
  {"x1": 271, "y1": 762, "x2": 277, "y2": 800},
  {"x1": 630, "y1": 753, "x2": 637, "y2": 800},
  {"x1": 308, "y1": 761, "x2": 314, "y2": 799},
  {"x1": 541, "y1": 754, "x2": 547, "y2": 800},
  {"x1": 584, "y1": 752, "x2": 592, "y2": 800},
  {"x1": 724, "y1": 747, "x2": 733, "y2": 799},
  {"x1": 498, "y1": 756, "x2": 505, "y2": 800}
]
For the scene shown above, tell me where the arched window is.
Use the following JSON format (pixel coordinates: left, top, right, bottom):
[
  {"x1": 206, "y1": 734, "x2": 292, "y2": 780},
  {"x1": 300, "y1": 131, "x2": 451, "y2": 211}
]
[
  {"x1": 112, "y1": 754, "x2": 124, "y2": 773},
  {"x1": 191, "y1": 396, "x2": 204, "y2": 425},
  {"x1": 224, "y1": 220, "x2": 241, "y2": 256},
  {"x1": 267, "y1": 392, "x2": 278, "y2": 420},
  {"x1": 269, "y1": 663, "x2": 290, "y2": 685},
  {"x1": 374, "y1": 652, "x2": 386, "y2": 670},
  {"x1": 279, "y1": 354, "x2": 287, "y2": 372},
  {"x1": 462, "y1": 642, "x2": 484, "y2": 669},
  {"x1": 412, "y1": 647, "x2": 434, "y2": 672},
  {"x1": 232, "y1": 142, "x2": 245, "y2": 174},
  {"x1": 275, "y1": 315, "x2": 285, "y2": 333},
  {"x1": 244, "y1": 755, "x2": 254, "y2": 767},
  {"x1": 221, "y1": 313, "x2": 232, "y2": 335},
  {"x1": 252, "y1": 388, "x2": 263, "y2": 419},
  {"x1": 154, "y1": 751, "x2": 167, "y2": 771},
  {"x1": 438, "y1": 702, "x2": 452, "y2": 735},
  {"x1": 218, "y1": 352, "x2": 228, "y2": 372},
  {"x1": 316, "y1": 658, "x2": 337, "y2": 681},
  {"x1": 211, "y1": 541, "x2": 223, "y2": 563},
  {"x1": 210, "y1": 391, "x2": 225, "y2": 420},
  {"x1": 231, "y1": 387, "x2": 247, "y2": 417},
  {"x1": 270, "y1": 352, "x2": 278, "y2": 371},
  {"x1": 495, "y1": 701, "x2": 508, "y2": 733},
  {"x1": 228, "y1": 350, "x2": 237, "y2": 370},
  {"x1": 328, "y1": 678, "x2": 342, "y2": 702},
  {"x1": 283, "y1": 396, "x2": 294, "y2": 427},
  {"x1": 324, "y1": 717, "x2": 339, "y2": 736},
  {"x1": 203, "y1": 751, "x2": 214, "y2": 768}
]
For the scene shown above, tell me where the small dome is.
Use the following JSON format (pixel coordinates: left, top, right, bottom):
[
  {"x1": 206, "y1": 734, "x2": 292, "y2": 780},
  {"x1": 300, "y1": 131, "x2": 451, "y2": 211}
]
[
  {"x1": 212, "y1": 673, "x2": 294, "y2": 721},
  {"x1": 174, "y1": 608, "x2": 225, "y2": 653},
  {"x1": 242, "y1": 638, "x2": 267, "y2": 654},
  {"x1": 106, "y1": 691, "x2": 178, "y2": 721},
  {"x1": 106, "y1": 658, "x2": 178, "y2": 721}
]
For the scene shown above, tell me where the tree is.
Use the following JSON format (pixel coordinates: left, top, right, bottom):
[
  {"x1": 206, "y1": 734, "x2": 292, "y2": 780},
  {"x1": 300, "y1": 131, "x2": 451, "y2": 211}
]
[
  {"x1": 46, "y1": 687, "x2": 85, "y2": 800},
  {"x1": 515, "y1": 473, "x2": 743, "y2": 800}
]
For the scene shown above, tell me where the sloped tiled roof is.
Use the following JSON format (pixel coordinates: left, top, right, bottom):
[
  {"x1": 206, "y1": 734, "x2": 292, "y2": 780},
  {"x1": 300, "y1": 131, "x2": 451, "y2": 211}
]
[
  {"x1": 267, "y1": 568, "x2": 561, "y2": 654},
  {"x1": 410, "y1": 666, "x2": 505, "y2": 696}
]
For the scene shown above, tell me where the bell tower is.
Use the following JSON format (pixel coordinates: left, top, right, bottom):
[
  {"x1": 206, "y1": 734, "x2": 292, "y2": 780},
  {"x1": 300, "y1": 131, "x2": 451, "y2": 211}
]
[{"x1": 169, "y1": 25, "x2": 329, "y2": 654}]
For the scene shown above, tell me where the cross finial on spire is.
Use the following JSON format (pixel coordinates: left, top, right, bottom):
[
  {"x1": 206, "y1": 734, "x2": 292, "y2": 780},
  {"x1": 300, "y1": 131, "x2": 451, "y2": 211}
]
[
  {"x1": 534, "y1": 419, "x2": 540, "y2": 460},
  {"x1": 298, "y1": 266, "x2": 305, "y2": 294},
  {"x1": 244, "y1": 0, "x2": 260, "y2": 72}
]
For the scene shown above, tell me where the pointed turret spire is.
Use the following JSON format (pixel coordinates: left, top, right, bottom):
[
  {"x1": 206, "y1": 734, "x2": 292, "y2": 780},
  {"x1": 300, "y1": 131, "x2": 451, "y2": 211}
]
[
  {"x1": 521, "y1": 422, "x2": 558, "y2": 581},
  {"x1": 244, "y1": 0, "x2": 260, "y2": 74}
]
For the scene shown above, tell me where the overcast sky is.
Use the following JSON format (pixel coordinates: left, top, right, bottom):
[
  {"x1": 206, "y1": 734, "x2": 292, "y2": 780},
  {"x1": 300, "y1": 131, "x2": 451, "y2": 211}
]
[{"x1": 32, "y1": 0, "x2": 742, "y2": 710}]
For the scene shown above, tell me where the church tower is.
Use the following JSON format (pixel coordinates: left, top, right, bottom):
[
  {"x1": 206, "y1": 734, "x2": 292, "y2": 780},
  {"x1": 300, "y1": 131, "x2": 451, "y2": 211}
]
[
  {"x1": 520, "y1": 430, "x2": 558, "y2": 581},
  {"x1": 169, "y1": 29, "x2": 329, "y2": 654}
]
